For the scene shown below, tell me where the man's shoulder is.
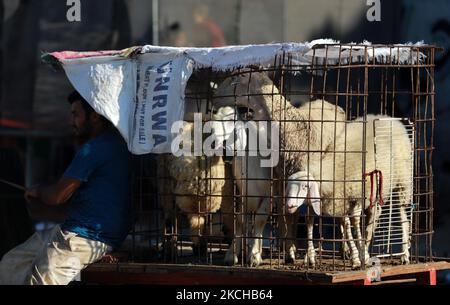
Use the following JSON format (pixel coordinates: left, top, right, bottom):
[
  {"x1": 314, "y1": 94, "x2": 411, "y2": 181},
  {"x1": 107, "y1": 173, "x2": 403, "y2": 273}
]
[
  {"x1": 93, "y1": 130, "x2": 130, "y2": 157},
  {"x1": 77, "y1": 130, "x2": 126, "y2": 158},
  {"x1": 91, "y1": 130, "x2": 124, "y2": 147}
]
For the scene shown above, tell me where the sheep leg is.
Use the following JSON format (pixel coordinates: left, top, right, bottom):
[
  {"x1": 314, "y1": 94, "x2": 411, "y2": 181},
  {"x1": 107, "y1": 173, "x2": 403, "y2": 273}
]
[
  {"x1": 396, "y1": 184, "x2": 412, "y2": 265},
  {"x1": 351, "y1": 205, "x2": 363, "y2": 252},
  {"x1": 224, "y1": 213, "x2": 241, "y2": 266},
  {"x1": 349, "y1": 204, "x2": 366, "y2": 263},
  {"x1": 400, "y1": 204, "x2": 411, "y2": 265},
  {"x1": 363, "y1": 203, "x2": 381, "y2": 264},
  {"x1": 188, "y1": 215, "x2": 207, "y2": 257},
  {"x1": 340, "y1": 221, "x2": 351, "y2": 260},
  {"x1": 343, "y1": 215, "x2": 361, "y2": 269},
  {"x1": 248, "y1": 198, "x2": 270, "y2": 267},
  {"x1": 279, "y1": 210, "x2": 298, "y2": 264},
  {"x1": 304, "y1": 206, "x2": 316, "y2": 267}
]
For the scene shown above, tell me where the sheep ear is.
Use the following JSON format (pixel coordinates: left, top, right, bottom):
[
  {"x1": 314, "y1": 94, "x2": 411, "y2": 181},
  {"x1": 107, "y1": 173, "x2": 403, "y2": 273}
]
[
  {"x1": 308, "y1": 180, "x2": 321, "y2": 215},
  {"x1": 286, "y1": 174, "x2": 308, "y2": 214}
]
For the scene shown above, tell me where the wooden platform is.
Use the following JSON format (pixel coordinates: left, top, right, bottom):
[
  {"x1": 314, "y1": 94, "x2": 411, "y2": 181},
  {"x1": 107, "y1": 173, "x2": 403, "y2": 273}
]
[{"x1": 81, "y1": 260, "x2": 450, "y2": 285}]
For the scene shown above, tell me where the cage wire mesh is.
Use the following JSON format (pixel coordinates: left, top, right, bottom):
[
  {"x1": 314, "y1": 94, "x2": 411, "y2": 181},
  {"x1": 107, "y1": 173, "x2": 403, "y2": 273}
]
[
  {"x1": 126, "y1": 44, "x2": 437, "y2": 271},
  {"x1": 371, "y1": 118, "x2": 414, "y2": 258}
]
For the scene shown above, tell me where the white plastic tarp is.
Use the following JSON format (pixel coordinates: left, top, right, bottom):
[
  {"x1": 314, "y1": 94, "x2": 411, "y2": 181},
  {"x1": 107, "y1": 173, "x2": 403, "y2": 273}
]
[
  {"x1": 60, "y1": 52, "x2": 193, "y2": 154},
  {"x1": 52, "y1": 40, "x2": 425, "y2": 155}
]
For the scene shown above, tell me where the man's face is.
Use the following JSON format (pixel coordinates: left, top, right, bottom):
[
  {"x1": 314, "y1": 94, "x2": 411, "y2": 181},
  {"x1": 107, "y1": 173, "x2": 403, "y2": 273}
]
[{"x1": 70, "y1": 100, "x2": 92, "y2": 140}]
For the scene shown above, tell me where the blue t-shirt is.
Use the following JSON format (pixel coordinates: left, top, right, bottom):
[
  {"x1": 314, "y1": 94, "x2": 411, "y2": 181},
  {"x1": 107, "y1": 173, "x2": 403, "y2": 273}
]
[{"x1": 62, "y1": 129, "x2": 132, "y2": 250}]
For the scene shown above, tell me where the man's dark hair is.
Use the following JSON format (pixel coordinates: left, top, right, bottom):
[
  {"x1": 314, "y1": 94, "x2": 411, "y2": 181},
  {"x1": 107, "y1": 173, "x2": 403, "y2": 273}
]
[
  {"x1": 67, "y1": 91, "x2": 95, "y2": 116},
  {"x1": 67, "y1": 91, "x2": 110, "y2": 125}
]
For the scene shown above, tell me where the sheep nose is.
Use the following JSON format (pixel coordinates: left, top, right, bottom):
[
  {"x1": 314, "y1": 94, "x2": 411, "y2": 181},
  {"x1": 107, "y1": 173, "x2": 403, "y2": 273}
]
[{"x1": 286, "y1": 201, "x2": 298, "y2": 214}]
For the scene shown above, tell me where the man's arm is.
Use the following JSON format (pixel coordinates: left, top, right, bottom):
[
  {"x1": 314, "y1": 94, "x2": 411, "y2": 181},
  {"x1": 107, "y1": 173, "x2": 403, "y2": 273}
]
[{"x1": 24, "y1": 176, "x2": 81, "y2": 206}]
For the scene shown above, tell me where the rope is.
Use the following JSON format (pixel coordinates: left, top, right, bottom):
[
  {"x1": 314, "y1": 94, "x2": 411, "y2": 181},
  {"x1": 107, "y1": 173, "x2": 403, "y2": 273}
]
[{"x1": 364, "y1": 170, "x2": 384, "y2": 208}]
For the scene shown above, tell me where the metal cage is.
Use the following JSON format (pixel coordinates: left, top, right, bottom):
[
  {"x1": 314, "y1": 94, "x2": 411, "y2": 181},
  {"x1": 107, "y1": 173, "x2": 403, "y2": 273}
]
[{"x1": 126, "y1": 43, "x2": 437, "y2": 272}]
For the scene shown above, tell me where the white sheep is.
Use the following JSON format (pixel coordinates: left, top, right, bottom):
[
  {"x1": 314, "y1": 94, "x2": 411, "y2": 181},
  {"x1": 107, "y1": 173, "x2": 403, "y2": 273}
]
[
  {"x1": 211, "y1": 105, "x2": 274, "y2": 267},
  {"x1": 157, "y1": 121, "x2": 234, "y2": 258},
  {"x1": 286, "y1": 115, "x2": 413, "y2": 268},
  {"x1": 214, "y1": 72, "x2": 348, "y2": 265}
]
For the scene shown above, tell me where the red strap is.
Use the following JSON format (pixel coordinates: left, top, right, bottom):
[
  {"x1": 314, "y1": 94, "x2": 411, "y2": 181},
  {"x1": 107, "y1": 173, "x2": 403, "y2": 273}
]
[
  {"x1": 364, "y1": 170, "x2": 384, "y2": 208},
  {"x1": 377, "y1": 170, "x2": 384, "y2": 206}
]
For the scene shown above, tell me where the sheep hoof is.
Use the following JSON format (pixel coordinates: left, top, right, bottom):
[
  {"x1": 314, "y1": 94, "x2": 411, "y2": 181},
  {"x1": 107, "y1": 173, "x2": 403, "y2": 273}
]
[
  {"x1": 352, "y1": 259, "x2": 362, "y2": 270},
  {"x1": 341, "y1": 247, "x2": 351, "y2": 260},
  {"x1": 401, "y1": 253, "x2": 410, "y2": 265},
  {"x1": 303, "y1": 253, "x2": 316, "y2": 268},
  {"x1": 285, "y1": 245, "x2": 297, "y2": 264},
  {"x1": 249, "y1": 253, "x2": 262, "y2": 267}
]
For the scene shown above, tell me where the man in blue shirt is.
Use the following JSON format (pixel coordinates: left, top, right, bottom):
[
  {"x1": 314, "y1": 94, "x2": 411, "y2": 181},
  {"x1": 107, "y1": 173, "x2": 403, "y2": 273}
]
[{"x1": 0, "y1": 91, "x2": 132, "y2": 285}]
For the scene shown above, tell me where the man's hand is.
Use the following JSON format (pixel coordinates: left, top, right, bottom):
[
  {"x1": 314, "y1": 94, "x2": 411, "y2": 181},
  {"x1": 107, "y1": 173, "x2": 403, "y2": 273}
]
[{"x1": 24, "y1": 177, "x2": 81, "y2": 206}]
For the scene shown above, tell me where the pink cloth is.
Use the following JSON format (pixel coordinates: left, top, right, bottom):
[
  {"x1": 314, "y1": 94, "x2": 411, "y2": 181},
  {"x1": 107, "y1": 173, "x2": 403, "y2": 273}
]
[{"x1": 49, "y1": 50, "x2": 124, "y2": 60}]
